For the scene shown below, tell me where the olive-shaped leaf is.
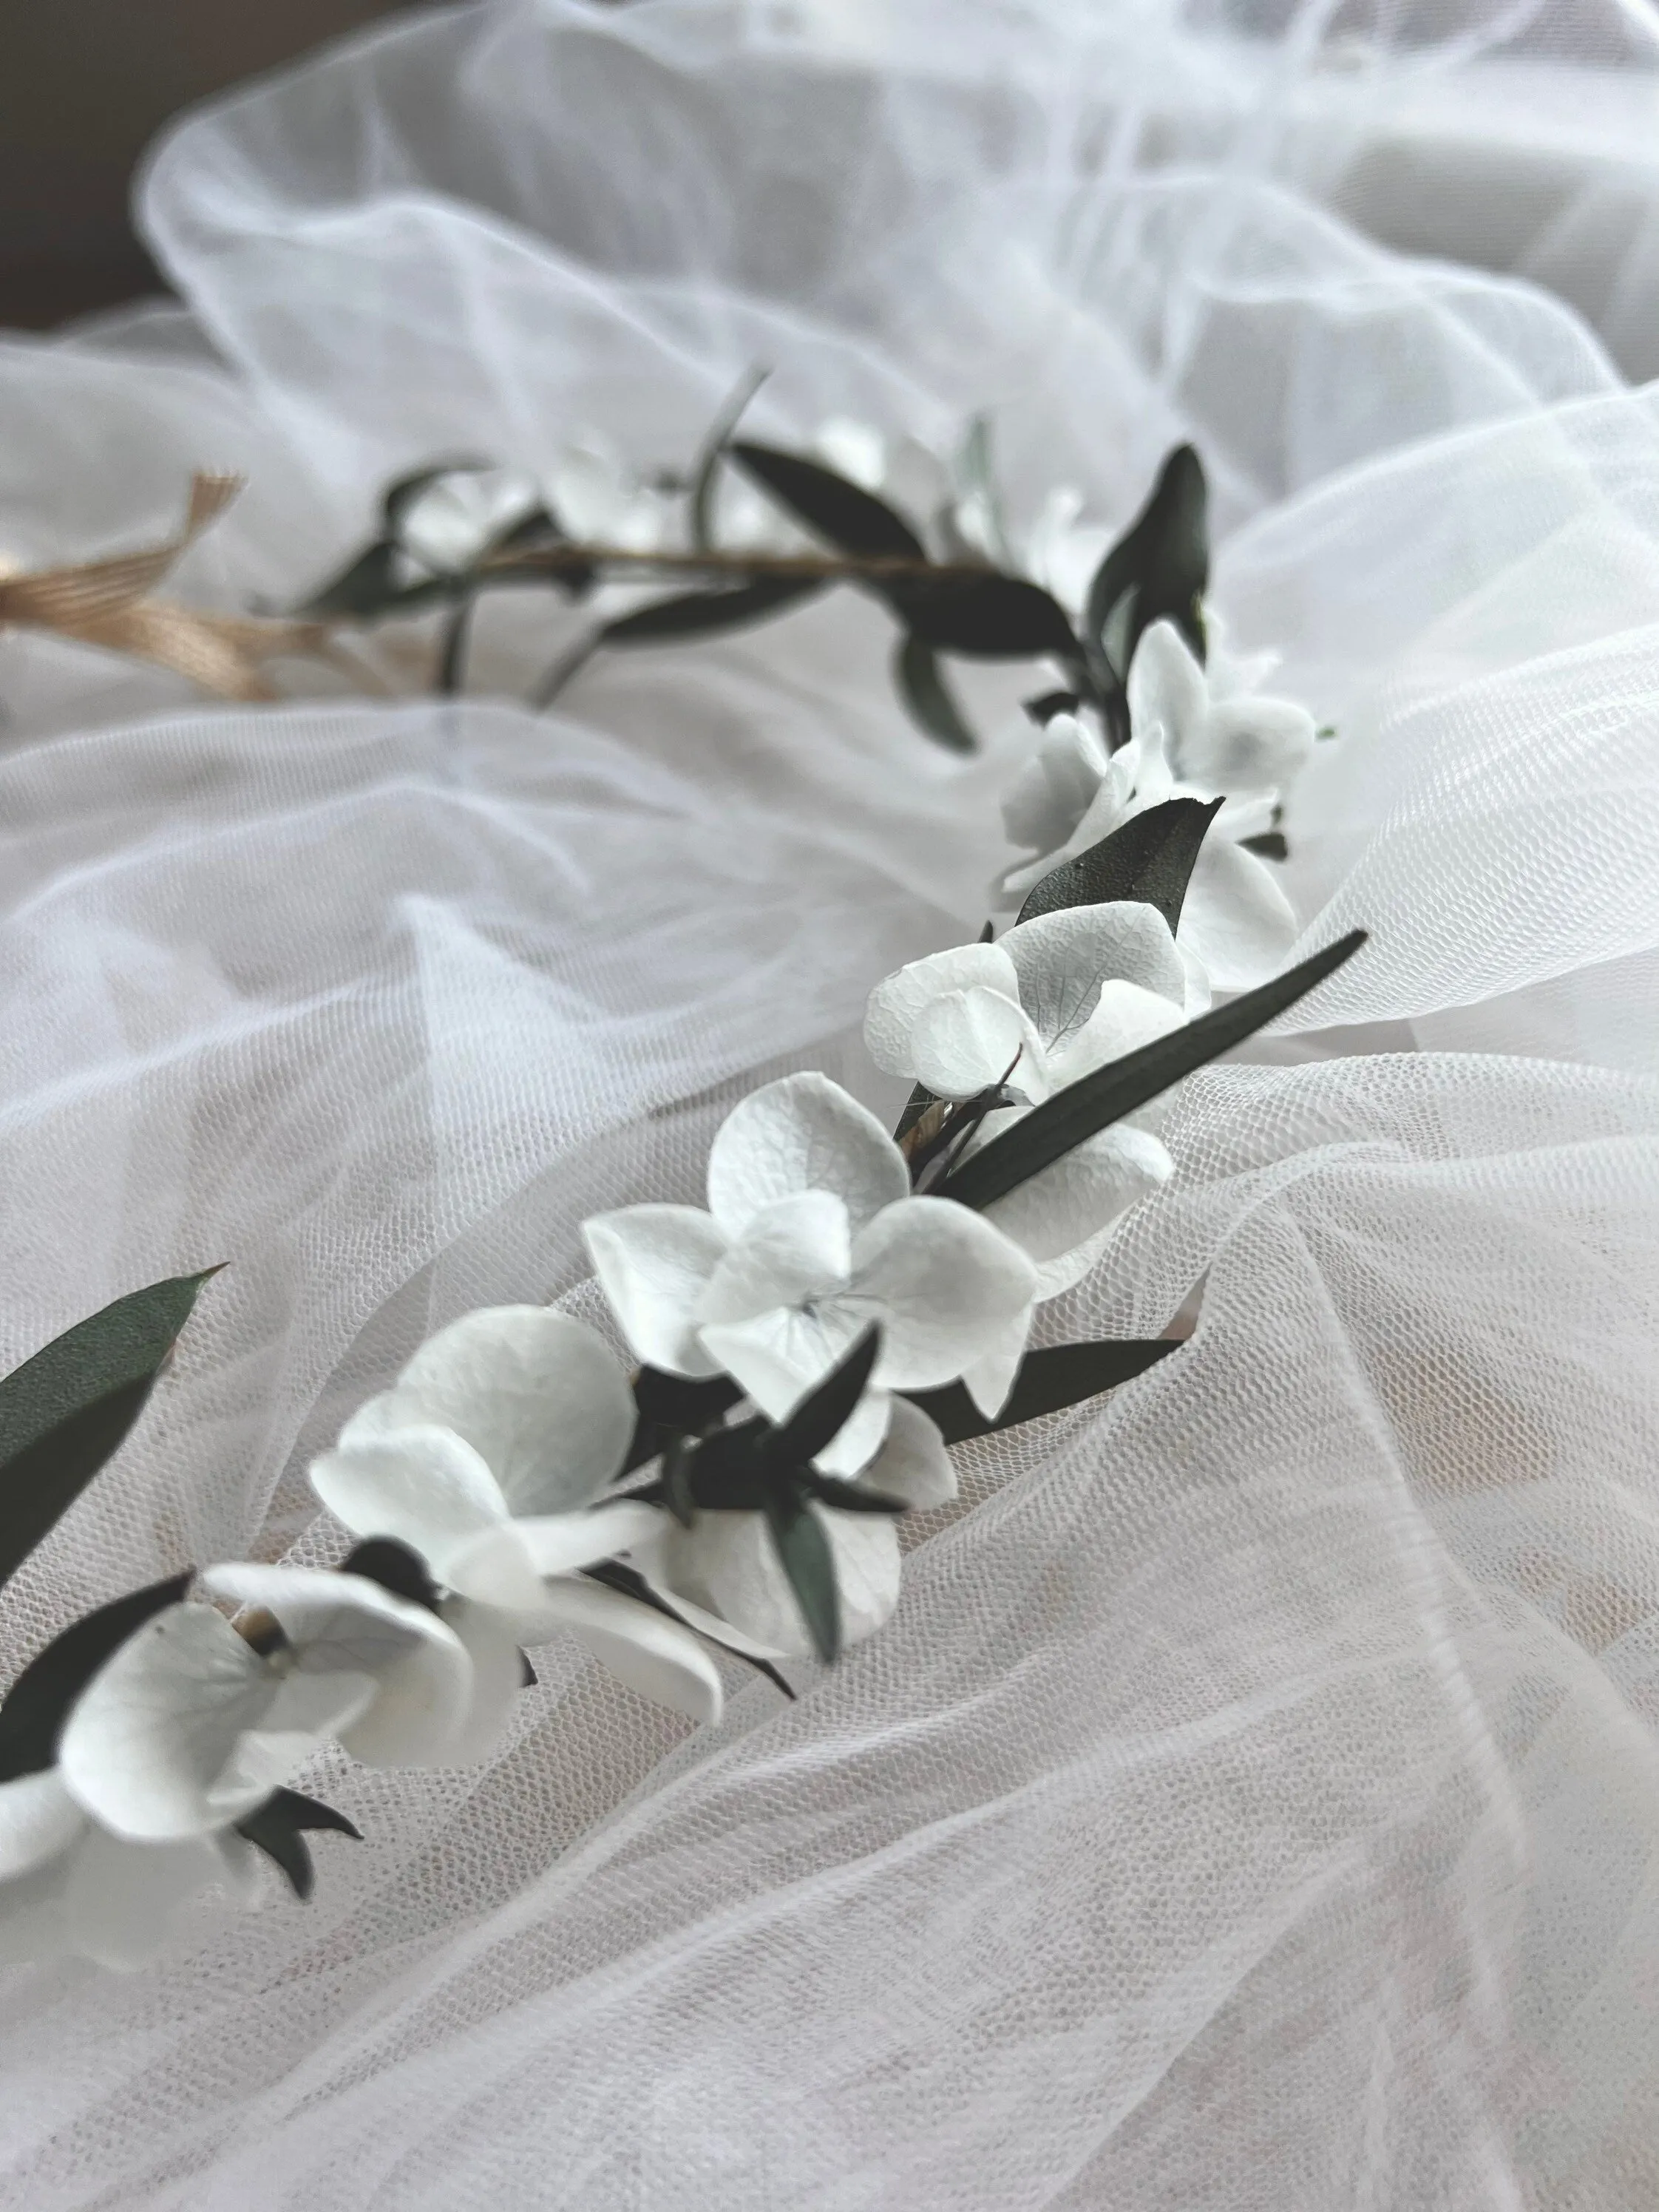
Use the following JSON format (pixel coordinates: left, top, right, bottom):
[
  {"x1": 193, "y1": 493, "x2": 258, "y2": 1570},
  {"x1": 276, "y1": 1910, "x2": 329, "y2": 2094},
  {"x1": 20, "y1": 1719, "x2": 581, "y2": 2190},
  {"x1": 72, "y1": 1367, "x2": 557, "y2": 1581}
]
[
  {"x1": 235, "y1": 1787, "x2": 362, "y2": 1901},
  {"x1": 1084, "y1": 445, "x2": 1209, "y2": 690},
  {"x1": 0, "y1": 1271, "x2": 220, "y2": 1593},
  {"x1": 730, "y1": 441, "x2": 926, "y2": 560},
  {"x1": 903, "y1": 1339, "x2": 1178, "y2": 1445},
  {"x1": 939, "y1": 930, "x2": 1366, "y2": 1213},
  {"x1": 770, "y1": 1326, "x2": 881, "y2": 1471},
  {"x1": 1017, "y1": 797, "x2": 1223, "y2": 931},
  {"x1": 886, "y1": 572, "x2": 1079, "y2": 661},
  {"x1": 763, "y1": 1484, "x2": 841, "y2": 1664},
  {"x1": 600, "y1": 575, "x2": 825, "y2": 645},
  {"x1": 893, "y1": 634, "x2": 977, "y2": 753}
]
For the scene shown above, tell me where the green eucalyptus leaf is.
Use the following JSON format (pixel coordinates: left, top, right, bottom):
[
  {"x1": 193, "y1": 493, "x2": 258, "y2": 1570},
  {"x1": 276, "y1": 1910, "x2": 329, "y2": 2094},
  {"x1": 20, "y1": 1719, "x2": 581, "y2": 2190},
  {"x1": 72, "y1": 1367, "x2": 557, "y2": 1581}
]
[
  {"x1": 904, "y1": 1340, "x2": 1179, "y2": 1446},
  {"x1": 1023, "y1": 688, "x2": 1082, "y2": 725},
  {"x1": 770, "y1": 1326, "x2": 881, "y2": 1470},
  {"x1": 885, "y1": 572, "x2": 1079, "y2": 661},
  {"x1": 938, "y1": 930, "x2": 1366, "y2": 1213},
  {"x1": 894, "y1": 633, "x2": 977, "y2": 753},
  {"x1": 600, "y1": 575, "x2": 825, "y2": 645},
  {"x1": 624, "y1": 1369, "x2": 746, "y2": 1474},
  {"x1": 729, "y1": 441, "x2": 926, "y2": 560},
  {"x1": 340, "y1": 1537, "x2": 443, "y2": 1613},
  {"x1": 1016, "y1": 797, "x2": 1223, "y2": 931},
  {"x1": 380, "y1": 461, "x2": 484, "y2": 536},
  {"x1": 294, "y1": 540, "x2": 416, "y2": 620},
  {"x1": 763, "y1": 1484, "x2": 841, "y2": 1663},
  {"x1": 0, "y1": 1571, "x2": 194, "y2": 1782},
  {"x1": 1084, "y1": 445, "x2": 1209, "y2": 692},
  {"x1": 1241, "y1": 830, "x2": 1289, "y2": 862},
  {"x1": 235, "y1": 1787, "x2": 362, "y2": 1901},
  {"x1": 0, "y1": 1271, "x2": 220, "y2": 1594}
]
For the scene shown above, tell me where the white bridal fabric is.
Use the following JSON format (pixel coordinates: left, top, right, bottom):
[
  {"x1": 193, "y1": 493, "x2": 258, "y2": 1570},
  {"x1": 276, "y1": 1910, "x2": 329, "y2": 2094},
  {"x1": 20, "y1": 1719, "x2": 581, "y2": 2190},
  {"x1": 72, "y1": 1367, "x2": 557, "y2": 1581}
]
[{"x1": 5, "y1": 1, "x2": 1659, "y2": 2204}]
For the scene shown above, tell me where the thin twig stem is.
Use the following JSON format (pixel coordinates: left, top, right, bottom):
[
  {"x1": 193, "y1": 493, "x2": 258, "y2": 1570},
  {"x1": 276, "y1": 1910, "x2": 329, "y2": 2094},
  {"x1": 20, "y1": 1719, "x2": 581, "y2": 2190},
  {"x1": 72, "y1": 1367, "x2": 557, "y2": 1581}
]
[{"x1": 479, "y1": 542, "x2": 994, "y2": 586}]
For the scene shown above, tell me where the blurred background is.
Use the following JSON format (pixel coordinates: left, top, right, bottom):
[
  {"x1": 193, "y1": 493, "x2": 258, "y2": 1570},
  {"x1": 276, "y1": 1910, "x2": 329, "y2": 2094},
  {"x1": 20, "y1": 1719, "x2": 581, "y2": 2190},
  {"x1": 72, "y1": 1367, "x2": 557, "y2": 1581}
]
[{"x1": 0, "y1": 0, "x2": 407, "y2": 326}]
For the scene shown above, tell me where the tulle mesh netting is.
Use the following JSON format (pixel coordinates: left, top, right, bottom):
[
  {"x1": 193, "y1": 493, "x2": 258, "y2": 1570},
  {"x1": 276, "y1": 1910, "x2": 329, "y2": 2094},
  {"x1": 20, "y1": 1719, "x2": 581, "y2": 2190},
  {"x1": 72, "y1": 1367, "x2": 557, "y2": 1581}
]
[{"x1": 4, "y1": 1, "x2": 1659, "y2": 2204}]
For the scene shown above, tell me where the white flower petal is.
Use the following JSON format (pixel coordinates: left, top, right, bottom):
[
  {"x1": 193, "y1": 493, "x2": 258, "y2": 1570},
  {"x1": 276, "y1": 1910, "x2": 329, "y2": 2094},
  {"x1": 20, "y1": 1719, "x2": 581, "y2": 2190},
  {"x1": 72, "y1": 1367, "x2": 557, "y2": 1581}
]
[
  {"x1": 441, "y1": 1519, "x2": 552, "y2": 1615},
  {"x1": 1180, "y1": 694, "x2": 1314, "y2": 794},
  {"x1": 1002, "y1": 903, "x2": 1186, "y2": 1054},
  {"x1": 583, "y1": 1204, "x2": 729, "y2": 1377},
  {"x1": 200, "y1": 1562, "x2": 474, "y2": 1772},
  {"x1": 535, "y1": 1579, "x2": 722, "y2": 1724},
  {"x1": 697, "y1": 1301, "x2": 861, "y2": 1424},
  {"x1": 980, "y1": 1119, "x2": 1174, "y2": 1268},
  {"x1": 1181, "y1": 837, "x2": 1299, "y2": 992},
  {"x1": 846, "y1": 1195, "x2": 1036, "y2": 1390},
  {"x1": 1043, "y1": 978, "x2": 1188, "y2": 1091},
  {"x1": 434, "y1": 1599, "x2": 527, "y2": 1765},
  {"x1": 706, "y1": 1072, "x2": 910, "y2": 1240},
  {"x1": 910, "y1": 988, "x2": 1038, "y2": 1102},
  {"x1": 697, "y1": 1191, "x2": 852, "y2": 1329},
  {"x1": 646, "y1": 1507, "x2": 900, "y2": 1660},
  {"x1": 1001, "y1": 713, "x2": 1110, "y2": 854},
  {"x1": 0, "y1": 1768, "x2": 85, "y2": 1880},
  {"x1": 1127, "y1": 619, "x2": 1209, "y2": 758},
  {"x1": 864, "y1": 943, "x2": 1019, "y2": 1082},
  {"x1": 59, "y1": 1602, "x2": 371, "y2": 1842},
  {"x1": 394, "y1": 1307, "x2": 635, "y2": 1515},
  {"x1": 864, "y1": 1396, "x2": 957, "y2": 1507},
  {"x1": 514, "y1": 1499, "x2": 666, "y2": 1578},
  {"x1": 310, "y1": 1423, "x2": 508, "y2": 1576},
  {"x1": 960, "y1": 1335, "x2": 1027, "y2": 1417}
]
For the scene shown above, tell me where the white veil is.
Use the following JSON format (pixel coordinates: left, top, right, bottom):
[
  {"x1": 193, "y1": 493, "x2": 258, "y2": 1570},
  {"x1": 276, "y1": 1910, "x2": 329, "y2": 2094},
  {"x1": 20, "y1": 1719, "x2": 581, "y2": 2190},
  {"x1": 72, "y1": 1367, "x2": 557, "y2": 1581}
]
[{"x1": 4, "y1": 3, "x2": 1659, "y2": 2203}]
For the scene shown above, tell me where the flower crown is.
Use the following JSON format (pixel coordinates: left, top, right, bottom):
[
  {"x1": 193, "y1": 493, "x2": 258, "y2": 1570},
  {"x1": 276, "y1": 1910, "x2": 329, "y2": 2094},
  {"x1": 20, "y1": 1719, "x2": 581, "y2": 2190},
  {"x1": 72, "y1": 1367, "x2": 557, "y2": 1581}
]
[{"x1": 0, "y1": 431, "x2": 1363, "y2": 1967}]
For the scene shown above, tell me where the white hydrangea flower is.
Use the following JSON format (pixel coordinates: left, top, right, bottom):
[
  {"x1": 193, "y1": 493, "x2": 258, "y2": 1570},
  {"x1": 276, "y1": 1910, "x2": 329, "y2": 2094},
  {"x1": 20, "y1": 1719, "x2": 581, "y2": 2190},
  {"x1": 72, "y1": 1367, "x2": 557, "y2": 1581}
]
[
  {"x1": 56, "y1": 1568, "x2": 470, "y2": 1840},
  {"x1": 866, "y1": 904, "x2": 1186, "y2": 1298},
  {"x1": 394, "y1": 465, "x2": 544, "y2": 580},
  {"x1": 584, "y1": 1072, "x2": 1037, "y2": 1479},
  {"x1": 311, "y1": 1308, "x2": 722, "y2": 1746},
  {"x1": 632, "y1": 1396, "x2": 960, "y2": 1663},
  {"x1": 0, "y1": 1764, "x2": 261, "y2": 1970},
  {"x1": 998, "y1": 619, "x2": 1316, "y2": 991}
]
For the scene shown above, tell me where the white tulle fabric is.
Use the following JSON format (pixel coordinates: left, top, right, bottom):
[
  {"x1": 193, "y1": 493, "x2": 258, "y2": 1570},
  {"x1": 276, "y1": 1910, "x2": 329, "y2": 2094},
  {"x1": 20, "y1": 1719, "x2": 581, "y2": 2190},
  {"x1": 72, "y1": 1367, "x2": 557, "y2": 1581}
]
[{"x1": 4, "y1": 1, "x2": 1659, "y2": 2204}]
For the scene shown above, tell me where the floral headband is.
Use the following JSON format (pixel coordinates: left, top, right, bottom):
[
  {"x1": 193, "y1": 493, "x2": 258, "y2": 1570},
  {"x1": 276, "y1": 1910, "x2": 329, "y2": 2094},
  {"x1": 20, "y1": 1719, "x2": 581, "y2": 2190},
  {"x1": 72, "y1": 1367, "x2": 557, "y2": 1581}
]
[{"x1": 0, "y1": 424, "x2": 1363, "y2": 1967}]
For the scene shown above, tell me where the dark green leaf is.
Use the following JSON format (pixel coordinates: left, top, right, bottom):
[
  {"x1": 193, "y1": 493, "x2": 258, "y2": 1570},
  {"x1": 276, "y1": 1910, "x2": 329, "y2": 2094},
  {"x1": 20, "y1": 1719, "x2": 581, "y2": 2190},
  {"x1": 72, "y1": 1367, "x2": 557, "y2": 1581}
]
[
  {"x1": 235, "y1": 1786, "x2": 362, "y2": 1901},
  {"x1": 938, "y1": 930, "x2": 1367, "y2": 1212},
  {"x1": 799, "y1": 1473, "x2": 909, "y2": 1515},
  {"x1": 381, "y1": 462, "x2": 484, "y2": 536},
  {"x1": 600, "y1": 575, "x2": 825, "y2": 645},
  {"x1": 295, "y1": 540, "x2": 413, "y2": 620},
  {"x1": 730, "y1": 441, "x2": 926, "y2": 560},
  {"x1": 904, "y1": 1340, "x2": 1179, "y2": 1445},
  {"x1": 1084, "y1": 445, "x2": 1209, "y2": 691},
  {"x1": 624, "y1": 1368, "x2": 746, "y2": 1475},
  {"x1": 1016, "y1": 797, "x2": 1223, "y2": 931},
  {"x1": 341, "y1": 1537, "x2": 442, "y2": 1613},
  {"x1": 1241, "y1": 830, "x2": 1289, "y2": 862},
  {"x1": 0, "y1": 1572, "x2": 192, "y2": 1782},
  {"x1": 1024, "y1": 689, "x2": 1081, "y2": 725},
  {"x1": 435, "y1": 589, "x2": 476, "y2": 696},
  {"x1": 763, "y1": 1485, "x2": 840, "y2": 1663},
  {"x1": 894, "y1": 633, "x2": 977, "y2": 753},
  {"x1": 885, "y1": 573, "x2": 1079, "y2": 661},
  {"x1": 690, "y1": 365, "x2": 770, "y2": 552},
  {"x1": 584, "y1": 1558, "x2": 795, "y2": 1700},
  {"x1": 0, "y1": 1270, "x2": 220, "y2": 1593},
  {"x1": 771, "y1": 1327, "x2": 881, "y2": 1470}
]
